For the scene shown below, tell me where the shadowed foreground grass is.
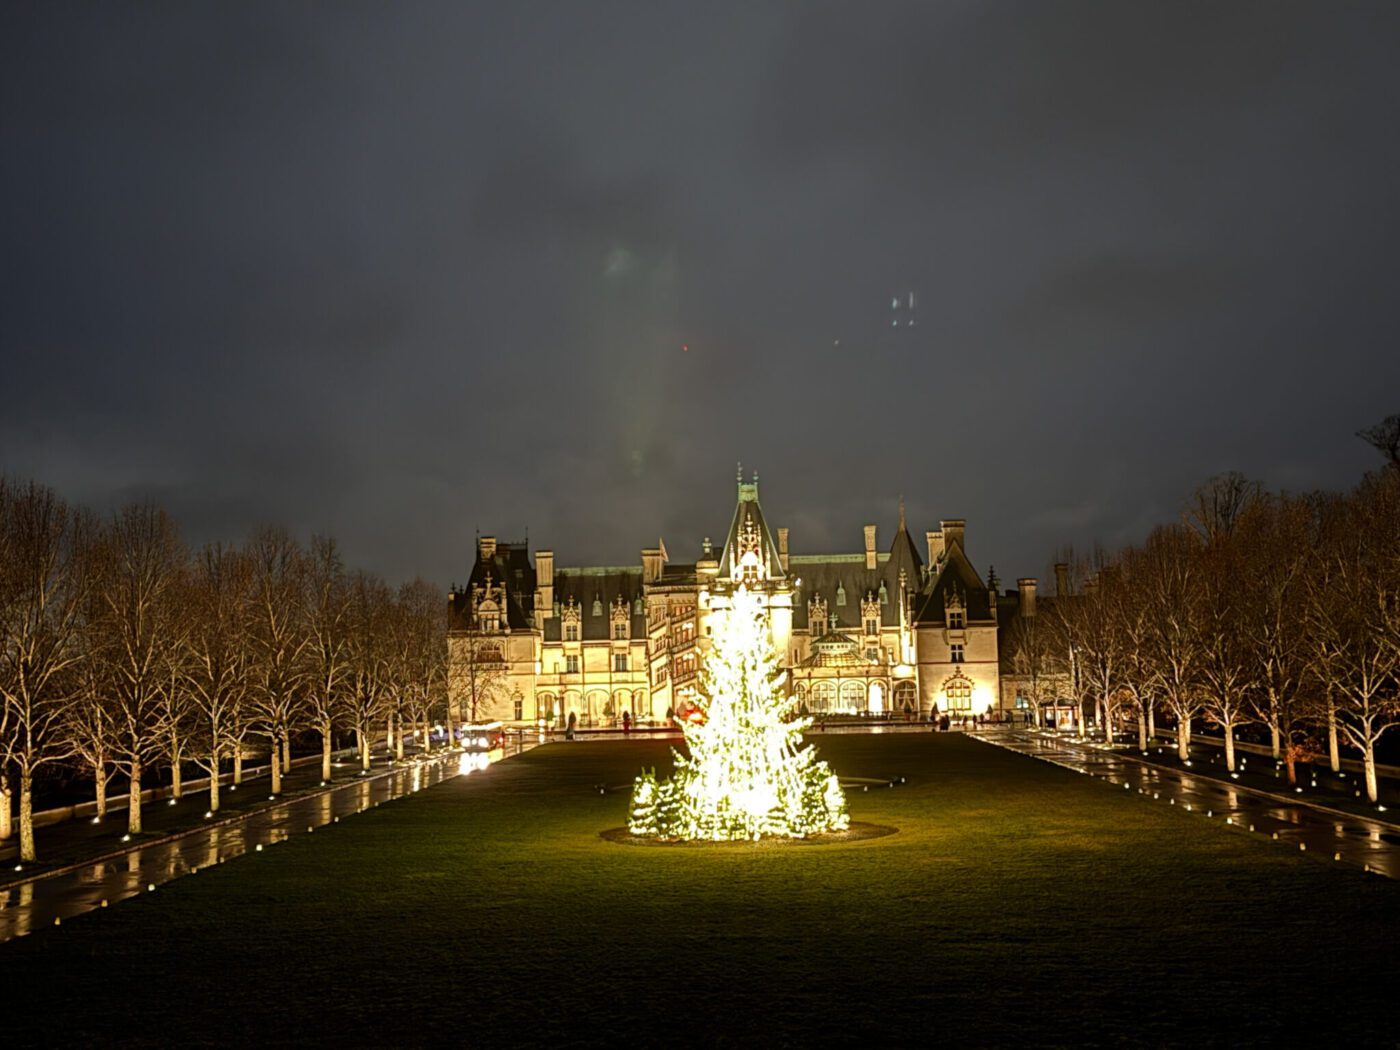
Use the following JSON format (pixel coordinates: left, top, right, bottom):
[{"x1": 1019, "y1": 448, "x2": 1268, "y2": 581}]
[{"x1": 4, "y1": 734, "x2": 1396, "y2": 1047}]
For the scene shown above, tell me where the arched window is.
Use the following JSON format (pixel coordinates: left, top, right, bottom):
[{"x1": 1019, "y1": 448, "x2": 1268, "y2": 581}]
[
  {"x1": 839, "y1": 680, "x2": 863, "y2": 713},
  {"x1": 868, "y1": 682, "x2": 885, "y2": 714},
  {"x1": 812, "y1": 681, "x2": 836, "y2": 712},
  {"x1": 893, "y1": 681, "x2": 917, "y2": 713},
  {"x1": 944, "y1": 676, "x2": 973, "y2": 711},
  {"x1": 537, "y1": 693, "x2": 558, "y2": 723}
]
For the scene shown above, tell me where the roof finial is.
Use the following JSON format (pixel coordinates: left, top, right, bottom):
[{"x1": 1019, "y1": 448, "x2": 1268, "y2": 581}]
[
  {"x1": 736, "y1": 461, "x2": 743, "y2": 485},
  {"x1": 898, "y1": 494, "x2": 906, "y2": 531}
]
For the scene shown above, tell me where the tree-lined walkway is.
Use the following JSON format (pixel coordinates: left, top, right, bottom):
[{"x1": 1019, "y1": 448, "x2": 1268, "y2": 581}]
[
  {"x1": 0, "y1": 748, "x2": 476, "y2": 942},
  {"x1": 976, "y1": 728, "x2": 1400, "y2": 878}
]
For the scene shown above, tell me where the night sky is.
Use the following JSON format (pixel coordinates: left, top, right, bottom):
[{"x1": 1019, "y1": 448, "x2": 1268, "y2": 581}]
[{"x1": 4, "y1": 2, "x2": 1399, "y2": 586}]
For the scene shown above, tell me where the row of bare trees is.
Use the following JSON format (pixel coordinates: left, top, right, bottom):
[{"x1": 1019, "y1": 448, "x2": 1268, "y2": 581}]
[
  {"x1": 1016, "y1": 466, "x2": 1400, "y2": 803},
  {"x1": 0, "y1": 478, "x2": 448, "y2": 862}
]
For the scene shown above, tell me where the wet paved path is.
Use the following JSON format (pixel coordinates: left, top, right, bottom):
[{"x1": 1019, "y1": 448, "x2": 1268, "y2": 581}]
[
  {"x1": 0, "y1": 749, "x2": 501, "y2": 942},
  {"x1": 974, "y1": 729, "x2": 1400, "y2": 880}
]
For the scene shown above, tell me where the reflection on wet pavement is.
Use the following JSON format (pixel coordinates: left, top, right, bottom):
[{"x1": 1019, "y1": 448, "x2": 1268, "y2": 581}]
[
  {"x1": 0, "y1": 747, "x2": 510, "y2": 943},
  {"x1": 974, "y1": 730, "x2": 1400, "y2": 881}
]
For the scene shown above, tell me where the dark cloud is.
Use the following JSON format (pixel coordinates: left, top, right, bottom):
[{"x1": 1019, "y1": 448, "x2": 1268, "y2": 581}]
[{"x1": 3, "y1": 1, "x2": 1399, "y2": 584}]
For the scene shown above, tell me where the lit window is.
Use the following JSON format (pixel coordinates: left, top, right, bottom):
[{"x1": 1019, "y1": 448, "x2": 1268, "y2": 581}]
[
  {"x1": 566, "y1": 655, "x2": 579, "y2": 673},
  {"x1": 864, "y1": 618, "x2": 878, "y2": 636},
  {"x1": 614, "y1": 653, "x2": 628, "y2": 672},
  {"x1": 865, "y1": 647, "x2": 879, "y2": 662},
  {"x1": 614, "y1": 623, "x2": 627, "y2": 640},
  {"x1": 946, "y1": 678, "x2": 972, "y2": 710},
  {"x1": 513, "y1": 697, "x2": 523, "y2": 720},
  {"x1": 951, "y1": 644, "x2": 964, "y2": 663},
  {"x1": 948, "y1": 610, "x2": 964, "y2": 629},
  {"x1": 565, "y1": 624, "x2": 578, "y2": 641}
]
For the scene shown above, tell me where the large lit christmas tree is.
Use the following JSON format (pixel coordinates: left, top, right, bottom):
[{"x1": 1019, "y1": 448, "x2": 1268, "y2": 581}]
[{"x1": 629, "y1": 586, "x2": 848, "y2": 840}]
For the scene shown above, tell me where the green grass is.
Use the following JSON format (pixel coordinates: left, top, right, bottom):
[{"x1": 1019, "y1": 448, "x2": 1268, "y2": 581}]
[{"x1": 4, "y1": 734, "x2": 1396, "y2": 1047}]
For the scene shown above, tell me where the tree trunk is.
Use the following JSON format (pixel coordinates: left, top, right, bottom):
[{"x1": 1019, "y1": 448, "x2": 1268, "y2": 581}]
[
  {"x1": 129, "y1": 760, "x2": 143, "y2": 834},
  {"x1": 1077, "y1": 702, "x2": 1087, "y2": 739},
  {"x1": 0, "y1": 773, "x2": 12, "y2": 841},
  {"x1": 1327, "y1": 698, "x2": 1341, "y2": 773},
  {"x1": 20, "y1": 769, "x2": 36, "y2": 863},
  {"x1": 322, "y1": 727, "x2": 333, "y2": 782},
  {"x1": 359, "y1": 728, "x2": 371, "y2": 771},
  {"x1": 95, "y1": 761, "x2": 108, "y2": 818},
  {"x1": 1137, "y1": 711, "x2": 1148, "y2": 752},
  {"x1": 1147, "y1": 705, "x2": 1156, "y2": 742},
  {"x1": 422, "y1": 715, "x2": 432, "y2": 755},
  {"x1": 1284, "y1": 747, "x2": 1297, "y2": 787},
  {"x1": 386, "y1": 715, "x2": 395, "y2": 757},
  {"x1": 1223, "y1": 723, "x2": 1236, "y2": 772},
  {"x1": 1176, "y1": 717, "x2": 1190, "y2": 762},
  {"x1": 1363, "y1": 745, "x2": 1378, "y2": 804},
  {"x1": 171, "y1": 750, "x2": 183, "y2": 800},
  {"x1": 1269, "y1": 689, "x2": 1281, "y2": 760},
  {"x1": 281, "y1": 730, "x2": 291, "y2": 774},
  {"x1": 270, "y1": 740, "x2": 282, "y2": 795},
  {"x1": 209, "y1": 749, "x2": 221, "y2": 813},
  {"x1": 233, "y1": 748, "x2": 244, "y2": 785},
  {"x1": 395, "y1": 723, "x2": 405, "y2": 762}
]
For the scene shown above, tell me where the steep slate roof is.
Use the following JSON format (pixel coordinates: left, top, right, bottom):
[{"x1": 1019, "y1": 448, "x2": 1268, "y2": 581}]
[
  {"x1": 790, "y1": 517, "x2": 925, "y2": 632},
  {"x1": 549, "y1": 566, "x2": 646, "y2": 642},
  {"x1": 912, "y1": 536, "x2": 993, "y2": 626},
  {"x1": 716, "y1": 477, "x2": 786, "y2": 580},
  {"x1": 451, "y1": 541, "x2": 536, "y2": 630}
]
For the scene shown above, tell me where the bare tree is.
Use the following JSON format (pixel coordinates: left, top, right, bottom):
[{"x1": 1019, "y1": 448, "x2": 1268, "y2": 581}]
[
  {"x1": 0, "y1": 480, "x2": 94, "y2": 861},
  {"x1": 185, "y1": 543, "x2": 252, "y2": 813},
  {"x1": 96, "y1": 503, "x2": 186, "y2": 835},
  {"x1": 1238, "y1": 494, "x2": 1312, "y2": 781},
  {"x1": 246, "y1": 528, "x2": 308, "y2": 795},
  {"x1": 1195, "y1": 529, "x2": 1255, "y2": 772},
  {"x1": 398, "y1": 578, "x2": 447, "y2": 755},
  {"x1": 449, "y1": 631, "x2": 508, "y2": 725},
  {"x1": 1357, "y1": 413, "x2": 1400, "y2": 471},
  {"x1": 1307, "y1": 480, "x2": 1400, "y2": 803},
  {"x1": 1140, "y1": 525, "x2": 1205, "y2": 761},
  {"x1": 344, "y1": 571, "x2": 392, "y2": 771},
  {"x1": 304, "y1": 535, "x2": 350, "y2": 782},
  {"x1": 1185, "y1": 472, "x2": 1261, "y2": 544}
]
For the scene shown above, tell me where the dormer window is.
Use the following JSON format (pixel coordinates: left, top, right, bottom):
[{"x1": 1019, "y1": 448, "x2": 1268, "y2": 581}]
[
  {"x1": 565, "y1": 623, "x2": 578, "y2": 642},
  {"x1": 836, "y1": 583, "x2": 846, "y2": 606},
  {"x1": 613, "y1": 622, "x2": 627, "y2": 640},
  {"x1": 864, "y1": 617, "x2": 878, "y2": 636},
  {"x1": 948, "y1": 610, "x2": 964, "y2": 629}
]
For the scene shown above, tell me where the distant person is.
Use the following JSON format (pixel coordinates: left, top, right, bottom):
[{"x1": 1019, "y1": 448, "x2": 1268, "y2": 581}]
[
  {"x1": 566, "y1": 711, "x2": 577, "y2": 741},
  {"x1": 622, "y1": 711, "x2": 632, "y2": 735},
  {"x1": 929, "y1": 709, "x2": 938, "y2": 733}
]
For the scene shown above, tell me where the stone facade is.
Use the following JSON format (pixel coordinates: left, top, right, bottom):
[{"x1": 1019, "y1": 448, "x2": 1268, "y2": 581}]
[{"x1": 448, "y1": 475, "x2": 1008, "y2": 727}]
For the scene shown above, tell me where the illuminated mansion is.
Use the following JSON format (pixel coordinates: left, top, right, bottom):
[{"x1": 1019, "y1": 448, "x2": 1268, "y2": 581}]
[{"x1": 448, "y1": 474, "x2": 1010, "y2": 728}]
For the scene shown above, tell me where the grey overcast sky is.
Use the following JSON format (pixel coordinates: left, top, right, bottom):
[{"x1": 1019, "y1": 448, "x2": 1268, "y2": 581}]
[{"x1": 4, "y1": 1, "x2": 1399, "y2": 585}]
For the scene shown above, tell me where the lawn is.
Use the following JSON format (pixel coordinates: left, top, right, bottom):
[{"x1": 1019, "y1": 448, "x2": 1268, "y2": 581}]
[{"x1": 3, "y1": 733, "x2": 1395, "y2": 1047}]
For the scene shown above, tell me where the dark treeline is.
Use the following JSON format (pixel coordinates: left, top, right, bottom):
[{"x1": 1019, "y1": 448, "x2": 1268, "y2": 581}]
[
  {"x1": 0, "y1": 478, "x2": 447, "y2": 863},
  {"x1": 1013, "y1": 434, "x2": 1400, "y2": 805}
]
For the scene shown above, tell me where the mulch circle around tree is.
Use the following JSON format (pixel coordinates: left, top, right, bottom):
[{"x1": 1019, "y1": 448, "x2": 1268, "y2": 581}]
[{"x1": 600, "y1": 821, "x2": 897, "y2": 847}]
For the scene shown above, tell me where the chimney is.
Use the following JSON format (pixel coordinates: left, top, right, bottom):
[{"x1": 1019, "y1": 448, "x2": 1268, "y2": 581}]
[
  {"x1": 863, "y1": 525, "x2": 877, "y2": 569},
  {"x1": 479, "y1": 535, "x2": 497, "y2": 560},
  {"x1": 777, "y1": 528, "x2": 790, "y2": 573},
  {"x1": 940, "y1": 519, "x2": 966, "y2": 552},
  {"x1": 926, "y1": 530, "x2": 944, "y2": 564},
  {"x1": 641, "y1": 547, "x2": 663, "y2": 583},
  {"x1": 1054, "y1": 562, "x2": 1070, "y2": 597},
  {"x1": 1018, "y1": 577, "x2": 1037, "y2": 617},
  {"x1": 534, "y1": 550, "x2": 554, "y2": 618}
]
